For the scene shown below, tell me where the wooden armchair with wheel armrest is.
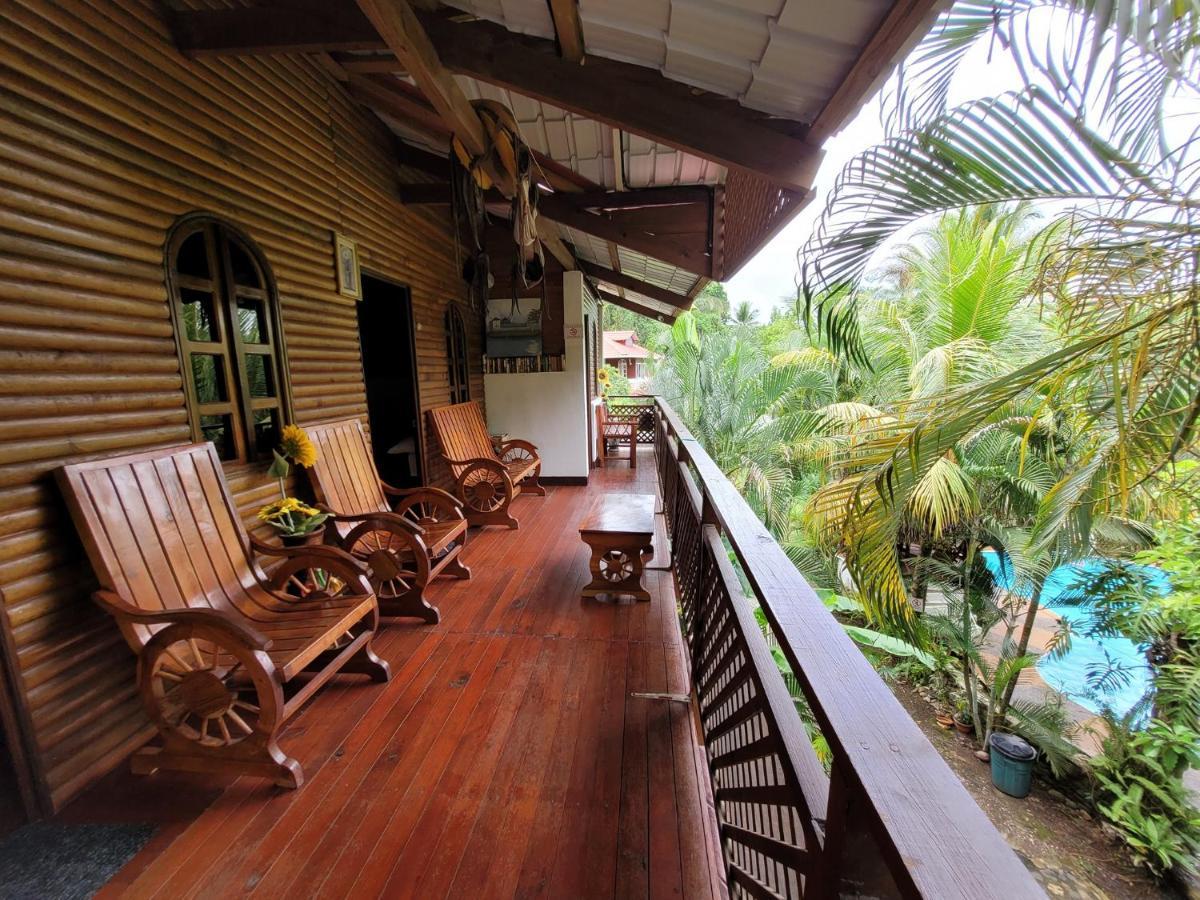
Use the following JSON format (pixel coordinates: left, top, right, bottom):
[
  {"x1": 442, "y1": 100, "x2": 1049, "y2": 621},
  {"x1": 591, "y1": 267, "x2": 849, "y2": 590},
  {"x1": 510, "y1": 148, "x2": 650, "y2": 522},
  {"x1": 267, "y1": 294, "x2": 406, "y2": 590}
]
[
  {"x1": 56, "y1": 443, "x2": 390, "y2": 790},
  {"x1": 304, "y1": 417, "x2": 471, "y2": 624},
  {"x1": 597, "y1": 402, "x2": 637, "y2": 467},
  {"x1": 426, "y1": 400, "x2": 545, "y2": 529}
]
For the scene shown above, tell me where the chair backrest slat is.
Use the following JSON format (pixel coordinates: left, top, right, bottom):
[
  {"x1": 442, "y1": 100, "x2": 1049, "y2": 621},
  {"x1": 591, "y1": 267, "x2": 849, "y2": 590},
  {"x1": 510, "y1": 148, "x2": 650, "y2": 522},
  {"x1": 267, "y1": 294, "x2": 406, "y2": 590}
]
[
  {"x1": 58, "y1": 443, "x2": 253, "y2": 650},
  {"x1": 427, "y1": 402, "x2": 497, "y2": 478},
  {"x1": 305, "y1": 419, "x2": 389, "y2": 515}
]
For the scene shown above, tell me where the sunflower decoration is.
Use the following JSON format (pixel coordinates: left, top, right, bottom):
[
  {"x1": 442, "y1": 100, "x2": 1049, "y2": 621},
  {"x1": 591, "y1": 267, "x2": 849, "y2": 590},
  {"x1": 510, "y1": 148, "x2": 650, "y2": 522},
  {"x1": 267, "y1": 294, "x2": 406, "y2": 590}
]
[
  {"x1": 278, "y1": 424, "x2": 317, "y2": 468},
  {"x1": 257, "y1": 496, "x2": 328, "y2": 538},
  {"x1": 260, "y1": 425, "x2": 326, "y2": 537},
  {"x1": 596, "y1": 367, "x2": 612, "y2": 397}
]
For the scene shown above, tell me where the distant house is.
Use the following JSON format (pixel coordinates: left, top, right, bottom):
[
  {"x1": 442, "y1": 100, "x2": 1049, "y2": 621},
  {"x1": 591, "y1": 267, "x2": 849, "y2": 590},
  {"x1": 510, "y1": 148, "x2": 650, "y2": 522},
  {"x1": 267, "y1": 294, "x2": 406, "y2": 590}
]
[{"x1": 603, "y1": 330, "x2": 653, "y2": 379}]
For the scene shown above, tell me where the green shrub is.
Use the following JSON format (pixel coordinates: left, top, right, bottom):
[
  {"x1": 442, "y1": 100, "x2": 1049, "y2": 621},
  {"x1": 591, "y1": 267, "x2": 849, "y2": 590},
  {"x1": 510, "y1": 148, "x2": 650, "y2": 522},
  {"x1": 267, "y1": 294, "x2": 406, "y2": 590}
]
[{"x1": 1091, "y1": 717, "x2": 1200, "y2": 877}]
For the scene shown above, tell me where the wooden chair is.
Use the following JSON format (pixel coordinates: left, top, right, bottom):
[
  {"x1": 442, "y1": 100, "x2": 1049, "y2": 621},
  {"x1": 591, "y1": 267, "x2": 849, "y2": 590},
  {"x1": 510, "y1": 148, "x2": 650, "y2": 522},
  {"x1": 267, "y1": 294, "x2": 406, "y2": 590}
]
[
  {"x1": 305, "y1": 418, "x2": 471, "y2": 624},
  {"x1": 597, "y1": 402, "x2": 637, "y2": 467},
  {"x1": 57, "y1": 443, "x2": 390, "y2": 790},
  {"x1": 427, "y1": 401, "x2": 545, "y2": 528}
]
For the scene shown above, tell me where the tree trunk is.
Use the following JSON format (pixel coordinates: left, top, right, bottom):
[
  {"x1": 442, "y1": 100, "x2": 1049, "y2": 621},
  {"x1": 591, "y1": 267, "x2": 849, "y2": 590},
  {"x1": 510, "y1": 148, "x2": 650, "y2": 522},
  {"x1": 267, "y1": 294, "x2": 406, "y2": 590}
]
[{"x1": 997, "y1": 582, "x2": 1043, "y2": 721}]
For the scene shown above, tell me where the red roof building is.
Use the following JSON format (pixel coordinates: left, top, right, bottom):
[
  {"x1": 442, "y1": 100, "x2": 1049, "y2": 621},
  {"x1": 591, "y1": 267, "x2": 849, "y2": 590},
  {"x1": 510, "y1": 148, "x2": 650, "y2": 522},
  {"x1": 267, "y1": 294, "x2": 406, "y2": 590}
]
[{"x1": 603, "y1": 330, "x2": 653, "y2": 379}]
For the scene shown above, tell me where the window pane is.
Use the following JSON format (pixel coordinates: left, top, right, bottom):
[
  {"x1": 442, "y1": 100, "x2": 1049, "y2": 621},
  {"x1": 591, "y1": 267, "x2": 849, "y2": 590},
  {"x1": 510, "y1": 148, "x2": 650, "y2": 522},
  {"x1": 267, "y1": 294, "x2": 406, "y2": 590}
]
[
  {"x1": 180, "y1": 288, "x2": 217, "y2": 342},
  {"x1": 227, "y1": 240, "x2": 261, "y2": 288},
  {"x1": 176, "y1": 231, "x2": 209, "y2": 279},
  {"x1": 236, "y1": 297, "x2": 267, "y2": 344},
  {"x1": 253, "y1": 408, "x2": 280, "y2": 452},
  {"x1": 200, "y1": 414, "x2": 234, "y2": 459},
  {"x1": 243, "y1": 353, "x2": 275, "y2": 398},
  {"x1": 190, "y1": 353, "x2": 228, "y2": 403}
]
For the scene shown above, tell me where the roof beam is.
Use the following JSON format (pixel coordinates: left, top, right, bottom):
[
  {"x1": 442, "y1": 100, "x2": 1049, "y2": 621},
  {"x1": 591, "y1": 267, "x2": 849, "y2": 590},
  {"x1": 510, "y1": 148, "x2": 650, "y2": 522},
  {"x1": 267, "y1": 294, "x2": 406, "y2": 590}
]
[
  {"x1": 594, "y1": 287, "x2": 678, "y2": 322},
  {"x1": 169, "y1": 6, "x2": 823, "y2": 192},
  {"x1": 347, "y1": 76, "x2": 588, "y2": 195},
  {"x1": 809, "y1": 0, "x2": 950, "y2": 142},
  {"x1": 538, "y1": 192, "x2": 709, "y2": 277},
  {"x1": 566, "y1": 186, "x2": 712, "y2": 211},
  {"x1": 343, "y1": 7, "x2": 576, "y2": 270},
  {"x1": 353, "y1": 0, "x2": 490, "y2": 161},
  {"x1": 423, "y1": 13, "x2": 822, "y2": 193},
  {"x1": 576, "y1": 260, "x2": 692, "y2": 310},
  {"x1": 398, "y1": 182, "x2": 709, "y2": 276},
  {"x1": 547, "y1": 0, "x2": 585, "y2": 64}
]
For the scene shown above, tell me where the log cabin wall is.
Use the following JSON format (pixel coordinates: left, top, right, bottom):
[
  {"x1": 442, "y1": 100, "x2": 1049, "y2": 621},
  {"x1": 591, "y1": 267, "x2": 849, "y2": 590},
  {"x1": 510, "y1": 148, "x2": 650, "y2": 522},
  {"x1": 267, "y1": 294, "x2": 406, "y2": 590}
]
[{"x1": 0, "y1": 0, "x2": 481, "y2": 813}]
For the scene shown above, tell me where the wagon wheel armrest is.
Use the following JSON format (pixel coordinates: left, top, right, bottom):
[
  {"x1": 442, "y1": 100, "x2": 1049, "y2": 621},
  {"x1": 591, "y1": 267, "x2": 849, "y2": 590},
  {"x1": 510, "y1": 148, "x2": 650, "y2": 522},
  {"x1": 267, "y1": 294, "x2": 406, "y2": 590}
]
[
  {"x1": 498, "y1": 439, "x2": 539, "y2": 460},
  {"x1": 324, "y1": 510, "x2": 425, "y2": 536},
  {"x1": 249, "y1": 538, "x2": 375, "y2": 597},
  {"x1": 92, "y1": 590, "x2": 273, "y2": 651},
  {"x1": 381, "y1": 483, "x2": 463, "y2": 509}
]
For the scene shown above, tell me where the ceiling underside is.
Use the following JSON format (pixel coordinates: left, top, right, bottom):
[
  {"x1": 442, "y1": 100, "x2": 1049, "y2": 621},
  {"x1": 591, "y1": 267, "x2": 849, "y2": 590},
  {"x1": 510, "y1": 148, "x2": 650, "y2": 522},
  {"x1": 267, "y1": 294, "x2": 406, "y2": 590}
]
[
  {"x1": 443, "y1": 0, "x2": 894, "y2": 123},
  {"x1": 168, "y1": 0, "x2": 944, "y2": 320}
]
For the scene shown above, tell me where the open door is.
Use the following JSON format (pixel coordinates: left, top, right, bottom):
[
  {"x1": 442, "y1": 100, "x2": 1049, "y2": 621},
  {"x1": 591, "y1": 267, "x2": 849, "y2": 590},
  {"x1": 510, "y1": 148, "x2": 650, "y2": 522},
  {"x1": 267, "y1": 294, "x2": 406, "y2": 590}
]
[{"x1": 357, "y1": 274, "x2": 423, "y2": 489}]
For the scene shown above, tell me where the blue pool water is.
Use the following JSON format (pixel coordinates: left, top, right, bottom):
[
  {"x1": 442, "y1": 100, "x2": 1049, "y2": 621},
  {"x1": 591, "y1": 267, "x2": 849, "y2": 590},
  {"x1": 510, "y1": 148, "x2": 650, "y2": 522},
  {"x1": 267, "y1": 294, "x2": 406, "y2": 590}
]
[{"x1": 981, "y1": 552, "x2": 1169, "y2": 719}]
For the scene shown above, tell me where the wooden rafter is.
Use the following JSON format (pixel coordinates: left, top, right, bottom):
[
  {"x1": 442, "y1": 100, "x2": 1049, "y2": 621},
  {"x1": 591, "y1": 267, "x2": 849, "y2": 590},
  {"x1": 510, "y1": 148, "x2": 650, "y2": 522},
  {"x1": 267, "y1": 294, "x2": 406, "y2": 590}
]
[
  {"x1": 576, "y1": 261, "x2": 691, "y2": 310},
  {"x1": 169, "y1": 6, "x2": 823, "y2": 192},
  {"x1": 537, "y1": 193, "x2": 709, "y2": 277},
  {"x1": 399, "y1": 181, "x2": 707, "y2": 275},
  {"x1": 593, "y1": 287, "x2": 678, "y2": 322},
  {"x1": 353, "y1": 0, "x2": 489, "y2": 161},
  {"x1": 809, "y1": 0, "x2": 950, "y2": 142},
  {"x1": 345, "y1": 3, "x2": 580, "y2": 268},
  {"x1": 547, "y1": 0, "x2": 585, "y2": 64}
]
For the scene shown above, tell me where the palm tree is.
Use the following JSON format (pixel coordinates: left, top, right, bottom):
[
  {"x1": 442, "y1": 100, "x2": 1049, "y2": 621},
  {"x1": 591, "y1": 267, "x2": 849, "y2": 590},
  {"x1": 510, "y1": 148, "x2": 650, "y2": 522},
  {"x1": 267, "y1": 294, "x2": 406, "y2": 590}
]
[
  {"x1": 652, "y1": 312, "x2": 823, "y2": 533},
  {"x1": 797, "y1": 1, "x2": 1199, "y2": 624}
]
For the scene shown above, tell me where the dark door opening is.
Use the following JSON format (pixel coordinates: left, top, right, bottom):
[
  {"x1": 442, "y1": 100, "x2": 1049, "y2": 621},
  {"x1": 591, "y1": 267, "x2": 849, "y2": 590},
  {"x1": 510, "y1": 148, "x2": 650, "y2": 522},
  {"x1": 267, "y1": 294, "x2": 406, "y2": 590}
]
[{"x1": 357, "y1": 274, "x2": 422, "y2": 489}]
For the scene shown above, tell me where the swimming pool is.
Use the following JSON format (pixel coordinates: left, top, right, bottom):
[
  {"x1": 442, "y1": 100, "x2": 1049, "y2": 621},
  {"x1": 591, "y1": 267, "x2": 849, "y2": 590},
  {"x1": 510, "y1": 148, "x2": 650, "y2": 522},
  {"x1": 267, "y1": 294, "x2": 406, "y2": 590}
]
[{"x1": 981, "y1": 551, "x2": 1167, "y2": 719}]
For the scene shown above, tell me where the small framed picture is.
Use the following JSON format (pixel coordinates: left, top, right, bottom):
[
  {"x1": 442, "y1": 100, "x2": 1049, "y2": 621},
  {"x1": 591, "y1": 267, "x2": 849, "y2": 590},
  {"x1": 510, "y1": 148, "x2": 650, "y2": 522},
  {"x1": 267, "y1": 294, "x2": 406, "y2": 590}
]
[{"x1": 333, "y1": 232, "x2": 361, "y2": 300}]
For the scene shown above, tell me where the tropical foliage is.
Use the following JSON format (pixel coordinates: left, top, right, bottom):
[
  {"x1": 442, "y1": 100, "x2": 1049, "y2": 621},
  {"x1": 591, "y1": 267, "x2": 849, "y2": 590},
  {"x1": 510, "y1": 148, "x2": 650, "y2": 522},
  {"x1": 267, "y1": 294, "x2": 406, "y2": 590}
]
[{"x1": 632, "y1": 0, "x2": 1199, "y2": 877}]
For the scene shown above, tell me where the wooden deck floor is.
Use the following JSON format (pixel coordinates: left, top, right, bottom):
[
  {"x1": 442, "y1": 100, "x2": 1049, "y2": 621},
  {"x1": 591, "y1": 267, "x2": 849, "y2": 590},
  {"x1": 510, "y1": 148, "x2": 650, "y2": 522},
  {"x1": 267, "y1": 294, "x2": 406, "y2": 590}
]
[{"x1": 59, "y1": 452, "x2": 726, "y2": 899}]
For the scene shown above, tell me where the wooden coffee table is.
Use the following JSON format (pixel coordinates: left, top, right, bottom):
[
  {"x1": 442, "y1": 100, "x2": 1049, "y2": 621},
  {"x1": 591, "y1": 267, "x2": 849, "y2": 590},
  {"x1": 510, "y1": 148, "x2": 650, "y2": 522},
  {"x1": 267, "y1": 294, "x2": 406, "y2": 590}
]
[{"x1": 579, "y1": 493, "x2": 655, "y2": 602}]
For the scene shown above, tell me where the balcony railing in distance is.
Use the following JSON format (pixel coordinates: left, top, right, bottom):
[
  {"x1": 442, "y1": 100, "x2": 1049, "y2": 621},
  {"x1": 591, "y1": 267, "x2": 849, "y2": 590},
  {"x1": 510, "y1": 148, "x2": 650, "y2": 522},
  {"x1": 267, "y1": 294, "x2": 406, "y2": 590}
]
[{"x1": 642, "y1": 395, "x2": 1044, "y2": 900}]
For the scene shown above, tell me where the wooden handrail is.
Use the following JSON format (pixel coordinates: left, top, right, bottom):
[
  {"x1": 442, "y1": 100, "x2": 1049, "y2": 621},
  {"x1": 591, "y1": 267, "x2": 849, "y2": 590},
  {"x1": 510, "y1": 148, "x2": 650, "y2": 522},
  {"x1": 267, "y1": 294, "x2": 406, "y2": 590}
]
[{"x1": 649, "y1": 396, "x2": 1043, "y2": 899}]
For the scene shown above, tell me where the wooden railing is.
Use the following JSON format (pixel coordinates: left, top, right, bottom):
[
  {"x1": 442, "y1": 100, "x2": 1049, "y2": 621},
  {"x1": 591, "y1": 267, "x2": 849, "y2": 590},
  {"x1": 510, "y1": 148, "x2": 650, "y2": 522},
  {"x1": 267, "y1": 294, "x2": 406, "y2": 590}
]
[{"x1": 649, "y1": 397, "x2": 1044, "y2": 899}]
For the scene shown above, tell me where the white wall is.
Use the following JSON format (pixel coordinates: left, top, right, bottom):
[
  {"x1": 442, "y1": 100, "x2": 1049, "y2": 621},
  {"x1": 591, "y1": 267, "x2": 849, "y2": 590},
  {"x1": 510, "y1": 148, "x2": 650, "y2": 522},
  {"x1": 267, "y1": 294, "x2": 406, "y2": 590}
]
[{"x1": 483, "y1": 271, "x2": 591, "y2": 479}]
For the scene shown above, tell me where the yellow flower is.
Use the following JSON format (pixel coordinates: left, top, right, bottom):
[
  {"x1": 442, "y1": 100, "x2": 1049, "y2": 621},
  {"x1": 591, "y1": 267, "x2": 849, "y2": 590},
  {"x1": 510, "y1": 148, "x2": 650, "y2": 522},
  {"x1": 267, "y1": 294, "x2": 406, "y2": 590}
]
[
  {"x1": 279, "y1": 424, "x2": 317, "y2": 467},
  {"x1": 258, "y1": 497, "x2": 322, "y2": 522},
  {"x1": 597, "y1": 369, "x2": 611, "y2": 385}
]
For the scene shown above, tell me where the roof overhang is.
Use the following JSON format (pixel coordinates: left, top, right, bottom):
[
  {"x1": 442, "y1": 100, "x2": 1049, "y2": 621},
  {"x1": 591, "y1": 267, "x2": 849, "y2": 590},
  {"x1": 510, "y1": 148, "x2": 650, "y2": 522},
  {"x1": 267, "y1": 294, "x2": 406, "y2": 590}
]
[{"x1": 168, "y1": 0, "x2": 947, "y2": 315}]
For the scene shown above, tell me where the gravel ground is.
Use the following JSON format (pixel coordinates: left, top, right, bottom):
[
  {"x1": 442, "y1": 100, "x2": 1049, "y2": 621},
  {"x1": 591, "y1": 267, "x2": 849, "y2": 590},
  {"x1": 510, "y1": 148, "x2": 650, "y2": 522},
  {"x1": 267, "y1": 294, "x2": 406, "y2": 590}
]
[{"x1": 892, "y1": 681, "x2": 1185, "y2": 900}]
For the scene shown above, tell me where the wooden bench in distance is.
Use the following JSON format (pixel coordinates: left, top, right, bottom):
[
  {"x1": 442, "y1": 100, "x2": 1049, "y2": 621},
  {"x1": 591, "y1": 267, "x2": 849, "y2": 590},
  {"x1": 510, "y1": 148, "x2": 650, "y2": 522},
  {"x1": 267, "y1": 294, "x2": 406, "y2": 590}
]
[
  {"x1": 427, "y1": 400, "x2": 545, "y2": 528},
  {"x1": 57, "y1": 443, "x2": 390, "y2": 790},
  {"x1": 578, "y1": 493, "x2": 656, "y2": 602},
  {"x1": 305, "y1": 418, "x2": 470, "y2": 624}
]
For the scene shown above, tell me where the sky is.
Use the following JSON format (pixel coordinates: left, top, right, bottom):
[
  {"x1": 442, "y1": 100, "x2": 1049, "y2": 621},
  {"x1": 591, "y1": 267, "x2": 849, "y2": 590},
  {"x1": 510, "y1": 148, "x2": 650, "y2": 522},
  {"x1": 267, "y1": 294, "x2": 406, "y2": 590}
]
[
  {"x1": 725, "y1": 25, "x2": 1027, "y2": 319},
  {"x1": 723, "y1": 7, "x2": 1200, "y2": 320}
]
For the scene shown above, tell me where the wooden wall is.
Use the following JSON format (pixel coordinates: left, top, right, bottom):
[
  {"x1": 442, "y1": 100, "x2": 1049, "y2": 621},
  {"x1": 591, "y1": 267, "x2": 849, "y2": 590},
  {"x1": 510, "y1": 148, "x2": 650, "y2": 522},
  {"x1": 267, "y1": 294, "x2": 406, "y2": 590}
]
[{"x1": 0, "y1": 0, "x2": 481, "y2": 813}]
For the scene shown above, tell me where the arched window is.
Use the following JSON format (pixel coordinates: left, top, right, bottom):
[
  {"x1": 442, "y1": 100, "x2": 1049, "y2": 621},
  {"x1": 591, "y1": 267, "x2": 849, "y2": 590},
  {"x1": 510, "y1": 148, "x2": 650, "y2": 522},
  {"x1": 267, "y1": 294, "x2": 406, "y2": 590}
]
[
  {"x1": 445, "y1": 304, "x2": 470, "y2": 404},
  {"x1": 166, "y1": 215, "x2": 291, "y2": 462}
]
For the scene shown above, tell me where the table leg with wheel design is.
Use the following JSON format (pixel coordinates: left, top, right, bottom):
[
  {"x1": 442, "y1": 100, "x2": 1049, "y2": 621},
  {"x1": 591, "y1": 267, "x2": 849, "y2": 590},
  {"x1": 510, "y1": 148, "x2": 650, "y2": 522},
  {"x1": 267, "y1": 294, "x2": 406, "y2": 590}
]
[{"x1": 581, "y1": 534, "x2": 653, "y2": 602}]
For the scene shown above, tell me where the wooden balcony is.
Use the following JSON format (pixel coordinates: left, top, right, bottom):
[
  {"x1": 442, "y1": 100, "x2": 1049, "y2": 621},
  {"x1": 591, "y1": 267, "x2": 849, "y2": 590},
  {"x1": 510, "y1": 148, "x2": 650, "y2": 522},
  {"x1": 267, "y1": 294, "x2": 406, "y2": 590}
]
[
  {"x1": 58, "y1": 446, "x2": 726, "y2": 898},
  {"x1": 54, "y1": 399, "x2": 1041, "y2": 899}
]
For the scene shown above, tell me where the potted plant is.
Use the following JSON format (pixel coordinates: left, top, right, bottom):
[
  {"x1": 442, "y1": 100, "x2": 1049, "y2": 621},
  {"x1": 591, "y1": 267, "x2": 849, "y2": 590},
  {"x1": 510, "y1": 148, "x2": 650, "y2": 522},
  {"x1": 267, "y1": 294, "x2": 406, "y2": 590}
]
[
  {"x1": 954, "y1": 698, "x2": 974, "y2": 735},
  {"x1": 258, "y1": 425, "x2": 328, "y2": 546},
  {"x1": 258, "y1": 497, "x2": 328, "y2": 546}
]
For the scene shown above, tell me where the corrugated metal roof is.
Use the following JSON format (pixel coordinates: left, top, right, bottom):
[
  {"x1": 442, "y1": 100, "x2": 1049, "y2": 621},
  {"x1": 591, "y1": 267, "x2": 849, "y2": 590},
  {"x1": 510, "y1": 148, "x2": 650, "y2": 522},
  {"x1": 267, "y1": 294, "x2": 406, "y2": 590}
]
[
  {"x1": 443, "y1": 0, "x2": 893, "y2": 122},
  {"x1": 377, "y1": 0, "x2": 908, "y2": 313}
]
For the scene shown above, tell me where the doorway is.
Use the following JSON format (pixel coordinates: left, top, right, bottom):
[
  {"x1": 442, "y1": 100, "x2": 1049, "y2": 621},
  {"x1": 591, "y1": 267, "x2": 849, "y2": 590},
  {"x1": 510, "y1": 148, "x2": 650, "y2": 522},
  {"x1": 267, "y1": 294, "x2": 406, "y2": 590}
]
[{"x1": 357, "y1": 274, "x2": 423, "y2": 489}]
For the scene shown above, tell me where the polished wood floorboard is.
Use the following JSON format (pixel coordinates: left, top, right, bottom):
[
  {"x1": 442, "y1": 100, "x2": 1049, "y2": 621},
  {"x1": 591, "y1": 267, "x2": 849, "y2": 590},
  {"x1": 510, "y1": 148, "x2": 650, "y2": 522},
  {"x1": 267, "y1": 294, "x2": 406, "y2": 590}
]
[{"x1": 58, "y1": 450, "x2": 726, "y2": 899}]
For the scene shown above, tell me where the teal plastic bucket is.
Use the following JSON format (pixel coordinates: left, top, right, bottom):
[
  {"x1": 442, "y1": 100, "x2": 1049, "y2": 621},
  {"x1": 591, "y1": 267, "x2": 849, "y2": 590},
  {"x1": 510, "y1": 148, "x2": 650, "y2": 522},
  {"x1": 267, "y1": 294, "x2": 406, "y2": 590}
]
[{"x1": 989, "y1": 733, "x2": 1036, "y2": 798}]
